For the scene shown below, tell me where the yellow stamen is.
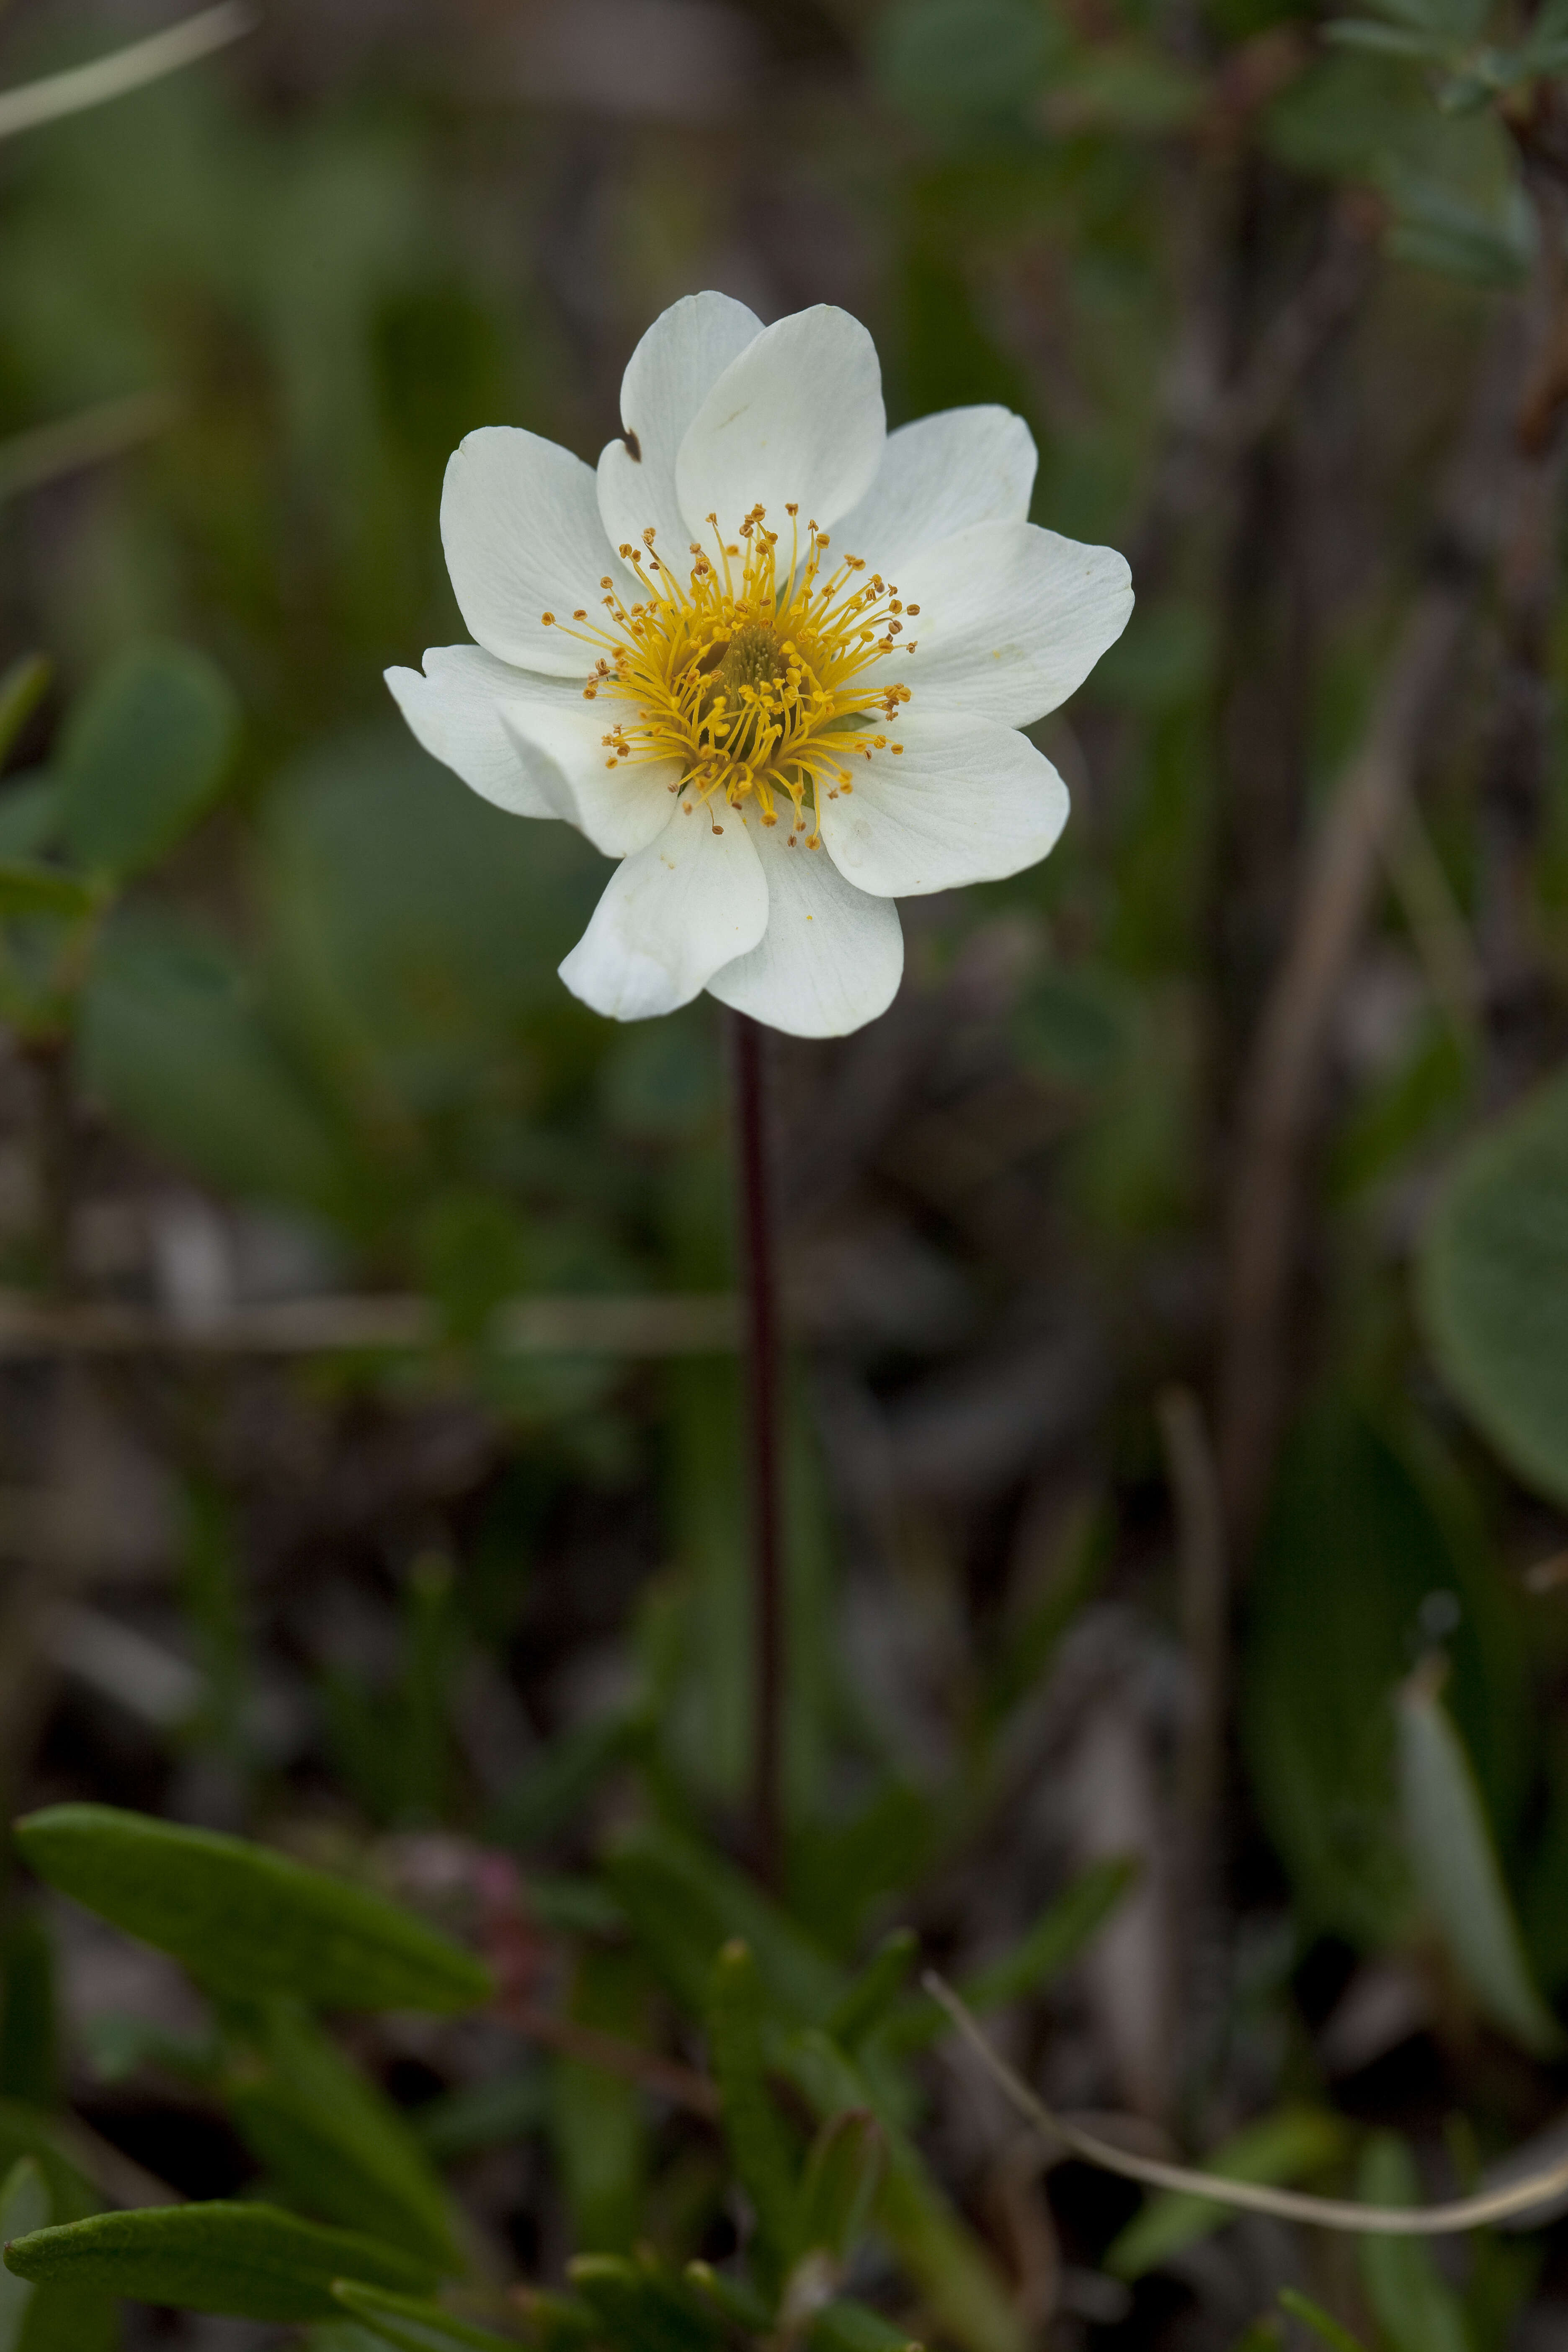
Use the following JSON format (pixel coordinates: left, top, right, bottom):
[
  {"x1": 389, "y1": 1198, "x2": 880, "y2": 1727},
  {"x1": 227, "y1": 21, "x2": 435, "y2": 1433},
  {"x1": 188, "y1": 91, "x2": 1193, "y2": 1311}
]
[{"x1": 544, "y1": 510, "x2": 919, "y2": 827}]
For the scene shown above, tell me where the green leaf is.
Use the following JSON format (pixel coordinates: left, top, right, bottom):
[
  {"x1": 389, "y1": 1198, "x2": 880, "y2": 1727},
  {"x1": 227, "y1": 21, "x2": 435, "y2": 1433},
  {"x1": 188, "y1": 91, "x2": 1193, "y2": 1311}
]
[
  {"x1": 1276, "y1": 2293, "x2": 1366, "y2": 2352},
  {"x1": 1243, "y1": 1400, "x2": 1522, "y2": 1946},
  {"x1": 607, "y1": 1823, "x2": 844, "y2": 2026},
  {"x1": 870, "y1": 0, "x2": 1055, "y2": 127},
  {"x1": 57, "y1": 641, "x2": 238, "y2": 880},
  {"x1": 0, "y1": 777, "x2": 64, "y2": 863},
  {"x1": 792, "y1": 2110, "x2": 886, "y2": 2264},
  {"x1": 1396, "y1": 1670, "x2": 1562, "y2": 2053},
  {"x1": 0, "y1": 2160, "x2": 49, "y2": 2352},
  {"x1": 0, "y1": 862, "x2": 97, "y2": 921},
  {"x1": 1105, "y1": 2107, "x2": 1347, "y2": 2280},
  {"x1": 487, "y1": 1712, "x2": 644, "y2": 1851},
  {"x1": 410, "y1": 2068, "x2": 543, "y2": 2163},
  {"x1": 1355, "y1": 2138, "x2": 1472, "y2": 2352},
  {"x1": 566, "y1": 2254, "x2": 727, "y2": 2352},
  {"x1": 0, "y1": 1918, "x2": 58, "y2": 2109},
  {"x1": 222, "y1": 2004, "x2": 463, "y2": 2269},
  {"x1": 807, "y1": 2302, "x2": 919, "y2": 2352},
  {"x1": 0, "y1": 2102, "x2": 99, "y2": 2224},
  {"x1": 14, "y1": 1804, "x2": 492, "y2": 2013},
  {"x1": 958, "y1": 1859, "x2": 1137, "y2": 2015},
  {"x1": 0, "y1": 660, "x2": 48, "y2": 770},
  {"x1": 2, "y1": 2202, "x2": 438, "y2": 2323},
  {"x1": 81, "y1": 918, "x2": 351, "y2": 1222},
  {"x1": 332, "y1": 2282, "x2": 522, "y2": 2352},
  {"x1": 1420, "y1": 1068, "x2": 1568, "y2": 1508},
  {"x1": 549, "y1": 1947, "x2": 647, "y2": 2256},
  {"x1": 827, "y1": 1932, "x2": 919, "y2": 2052},
  {"x1": 780, "y1": 2034, "x2": 1020, "y2": 2352},
  {"x1": 706, "y1": 1941, "x2": 799, "y2": 2285}
]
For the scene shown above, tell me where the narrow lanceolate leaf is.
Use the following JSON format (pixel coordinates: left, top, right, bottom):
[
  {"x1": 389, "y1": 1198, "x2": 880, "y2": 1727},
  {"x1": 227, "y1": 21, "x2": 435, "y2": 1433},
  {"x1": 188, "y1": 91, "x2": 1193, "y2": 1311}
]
[
  {"x1": 827, "y1": 1931, "x2": 919, "y2": 2051},
  {"x1": 57, "y1": 642, "x2": 239, "y2": 881},
  {"x1": 1105, "y1": 2107, "x2": 1347, "y2": 2279},
  {"x1": 567, "y1": 2253, "x2": 728, "y2": 2352},
  {"x1": 958, "y1": 1858, "x2": 1137, "y2": 2014},
  {"x1": 14, "y1": 1806, "x2": 491, "y2": 2013},
  {"x1": 0, "y1": 860, "x2": 98, "y2": 921},
  {"x1": 792, "y1": 2109, "x2": 886, "y2": 2265},
  {"x1": 0, "y1": 2158, "x2": 49, "y2": 2352},
  {"x1": 331, "y1": 2282, "x2": 523, "y2": 2351},
  {"x1": 1396, "y1": 1672, "x2": 1563, "y2": 2055},
  {"x1": 706, "y1": 1941, "x2": 799, "y2": 2284},
  {"x1": 1419, "y1": 1068, "x2": 1568, "y2": 1508},
  {"x1": 1355, "y1": 2138, "x2": 1469, "y2": 2352},
  {"x1": 807, "y1": 2302, "x2": 921, "y2": 2352},
  {"x1": 1277, "y1": 2289, "x2": 1369, "y2": 2352},
  {"x1": 0, "y1": 658, "x2": 48, "y2": 768},
  {"x1": 2, "y1": 2203, "x2": 438, "y2": 2323},
  {"x1": 224, "y1": 2006, "x2": 463, "y2": 2272}
]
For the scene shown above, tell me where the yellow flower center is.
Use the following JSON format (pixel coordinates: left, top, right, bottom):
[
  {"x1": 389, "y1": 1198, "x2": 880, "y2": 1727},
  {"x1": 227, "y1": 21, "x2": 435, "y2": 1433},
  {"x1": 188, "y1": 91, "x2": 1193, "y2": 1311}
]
[{"x1": 541, "y1": 505, "x2": 918, "y2": 848}]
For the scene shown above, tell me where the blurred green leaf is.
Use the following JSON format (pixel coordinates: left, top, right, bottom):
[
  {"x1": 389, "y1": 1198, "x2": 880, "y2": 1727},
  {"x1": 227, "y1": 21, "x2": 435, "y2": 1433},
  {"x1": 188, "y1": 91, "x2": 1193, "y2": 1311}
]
[
  {"x1": 566, "y1": 2253, "x2": 728, "y2": 2352},
  {"x1": 2, "y1": 2203, "x2": 437, "y2": 2323},
  {"x1": 223, "y1": 2004, "x2": 463, "y2": 2270},
  {"x1": 1243, "y1": 1401, "x2": 1522, "y2": 1945},
  {"x1": 0, "y1": 861, "x2": 96, "y2": 920},
  {"x1": 82, "y1": 916, "x2": 350, "y2": 1220},
  {"x1": 487, "y1": 1711, "x2": 644, "y2": 1852},
  {"x1": 1355, "y1": 2138, "x2": 1472, "y2": 2352},
  {"x1": 1420, "y1": 1068, "x2": 1568, "y2": 1508},
  {"x1": 828, "y1": 1932, "x2": 920, "y2": 2053},
  {"x1": 1276, "y1": 2290, "x2": 1367, "y2": 2351},
  {"x1": 807, "y1": 2303, "x2": 919, "y2": 2352},
  {"x1": 1106, "y1": 2107, "x2": 1348, "y2": 2279},
  {"x1": 0, "y1": 2104, "x2": 98, "y2": 2225},
  {"x1": 0, "y1": 2160, "x2": 48, "y2": 2352},
  {"x1": 0, "y1": 660, "x2": 48, "y2": 770},
  {"x1": 792, "y1": 2109, "x2": 886, "y2": 2265},
  {"x1": 0, "y1": 778, "x2": 64, "y2": 862},
  {"x1": 15, "y1": 1804, "x2": 492, "y2": 2012},
  {"x1": 706, "y1": 1941, "x2": 799, "y2": 2286},
  {"x1": 607, "y1": 1822, "x2": 844, "y2": 2026},
  {"x1": 1396, "y1": 1669, "x2": 1562, "y2": 2053},
  {"x1": 1383, "y1": 171, "x2": 1531, "y2": 284},
  {"x1": 550, "y1": 1948, "x2": 647, "y2": 2257},
  {"x1": 871, "y1": 0, "x2": 1056, "y2": 129},
  {"x1": 332, "y1": 2282, "x2": 521, "y2": 2352},
  {"x1": 410, "y1": 2068, "x2": 543, "y2": 2164},
  {"x1": 57, "y1": 642, "x2": 238, "y2": 880},
  {"x1": 0, "y1": 1919, "x2": 57, "y2": 2111},
  {"x1": 958, "y1": 1857, "x2": 1137, "y2": 2015}
]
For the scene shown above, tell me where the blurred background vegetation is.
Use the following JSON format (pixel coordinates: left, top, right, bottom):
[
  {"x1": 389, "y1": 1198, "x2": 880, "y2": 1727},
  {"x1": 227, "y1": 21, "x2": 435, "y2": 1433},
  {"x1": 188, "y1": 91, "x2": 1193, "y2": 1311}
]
[{"x1": 3, "y1": 0, "x2": 1568, "y2": 2344}]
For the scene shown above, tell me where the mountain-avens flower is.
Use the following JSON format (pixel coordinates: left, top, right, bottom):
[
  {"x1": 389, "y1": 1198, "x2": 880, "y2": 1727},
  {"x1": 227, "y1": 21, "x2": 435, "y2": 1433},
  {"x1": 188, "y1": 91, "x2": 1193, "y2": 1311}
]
[{"x1": 387, "y1": 294, "x2": 1132, "y2": 1038}]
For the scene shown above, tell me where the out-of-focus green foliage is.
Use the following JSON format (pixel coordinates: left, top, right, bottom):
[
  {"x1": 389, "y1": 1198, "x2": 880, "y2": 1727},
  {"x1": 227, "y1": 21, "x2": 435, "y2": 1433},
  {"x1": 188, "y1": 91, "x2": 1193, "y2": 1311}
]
[{"x1": 1421, "y1": 1070, "x2": 1568, "y2": 1508}]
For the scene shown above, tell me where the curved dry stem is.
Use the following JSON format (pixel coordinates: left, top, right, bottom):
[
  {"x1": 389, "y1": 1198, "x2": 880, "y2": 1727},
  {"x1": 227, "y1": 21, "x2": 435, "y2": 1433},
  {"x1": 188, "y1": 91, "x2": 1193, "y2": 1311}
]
[
  {"x1": 0, "y1": 4, "x2": 251, "y2": 144},
  {"x1": 924, "y1": 1972, "x2": 1568, "y2": 2236}
]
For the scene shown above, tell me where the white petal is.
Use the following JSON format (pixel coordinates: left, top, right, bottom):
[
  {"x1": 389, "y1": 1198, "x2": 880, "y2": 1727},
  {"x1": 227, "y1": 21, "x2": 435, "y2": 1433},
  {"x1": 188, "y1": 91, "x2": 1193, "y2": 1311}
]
[
  {"x1": 441, "y1": 427, "x2": 629, "y2": 675},
  {"x1": 819, "y1": 714, "x2": 1068, "y2": 898},
  {"x1": 674, "y1": 305, "x2": 885, "y2": 542},
  {"x1": 384, "y1": 647, "x2": 579, "y2": 822},
  {"x1": 895, "y1": 521, "x2": 1133, "y2": 730},
  {"x1": 559, "y1": 798, "x2": 768, "y2": 1022},
  {"x1": 597, "y1": 292, "x2": 763, "y2": 563},
  {"x1": 502, "y1": 701, "x2": 683, "y2": 859},
  {"x1": 832, "y1": 407, "x2": 1037, "y2": 578},
  {"x1": 707, "y1": 820, "x2": 903, "y2": 1037}
]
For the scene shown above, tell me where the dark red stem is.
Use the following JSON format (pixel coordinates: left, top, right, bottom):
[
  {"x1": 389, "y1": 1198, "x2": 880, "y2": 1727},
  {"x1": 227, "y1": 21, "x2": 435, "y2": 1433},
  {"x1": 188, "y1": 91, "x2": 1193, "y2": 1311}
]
[{"x1": 731, "y1": 1010, "x2": 783, "y2": 1890}]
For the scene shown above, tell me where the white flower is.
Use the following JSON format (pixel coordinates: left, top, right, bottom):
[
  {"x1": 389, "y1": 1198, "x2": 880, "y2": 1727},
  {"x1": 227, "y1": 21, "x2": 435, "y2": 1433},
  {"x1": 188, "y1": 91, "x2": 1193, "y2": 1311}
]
[{"x1": 386, "y1": 294, "x2": 1133, "y2": 1039}]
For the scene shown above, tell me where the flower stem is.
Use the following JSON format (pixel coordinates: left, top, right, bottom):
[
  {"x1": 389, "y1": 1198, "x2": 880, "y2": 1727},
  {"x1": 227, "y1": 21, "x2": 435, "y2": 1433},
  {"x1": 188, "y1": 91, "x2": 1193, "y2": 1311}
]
[{"x1": 730, "y1": 1010, "x2": 783, "y2": 1891}]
